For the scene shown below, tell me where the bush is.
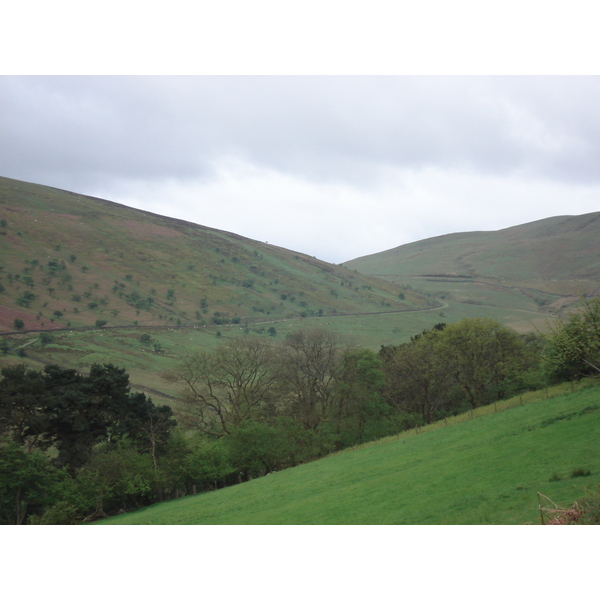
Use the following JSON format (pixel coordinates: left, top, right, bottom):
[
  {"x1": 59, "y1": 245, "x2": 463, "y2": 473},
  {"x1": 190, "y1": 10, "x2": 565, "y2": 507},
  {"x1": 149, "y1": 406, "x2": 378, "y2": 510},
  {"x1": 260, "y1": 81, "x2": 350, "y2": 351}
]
[
  {"x1": 95, "y1": 319, "x2": 107, "y2": 328},
  {"x1": 39, "y1": 333, "x2": 53, "y2": 346},
  {"x1": 16, "y1": 291, "x2": 36, "y2": 308},
  {"x1": 571, "y1": 468, "x2": 591, "y2": 478}
]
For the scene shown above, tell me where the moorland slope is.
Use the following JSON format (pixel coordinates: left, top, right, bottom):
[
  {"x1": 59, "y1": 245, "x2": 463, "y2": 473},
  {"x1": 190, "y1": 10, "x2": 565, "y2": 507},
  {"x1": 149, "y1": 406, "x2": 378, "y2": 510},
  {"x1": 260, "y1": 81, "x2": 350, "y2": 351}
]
[{"x1": 0, "y1": 176, "x2": 431, "y2": 334}]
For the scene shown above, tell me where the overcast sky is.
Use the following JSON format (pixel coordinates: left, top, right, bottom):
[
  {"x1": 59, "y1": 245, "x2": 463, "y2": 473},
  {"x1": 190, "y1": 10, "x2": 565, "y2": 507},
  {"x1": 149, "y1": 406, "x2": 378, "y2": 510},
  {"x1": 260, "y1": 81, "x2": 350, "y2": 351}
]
[{"x1": 1, "y1": 75, "x2": 598, "y2": 263}]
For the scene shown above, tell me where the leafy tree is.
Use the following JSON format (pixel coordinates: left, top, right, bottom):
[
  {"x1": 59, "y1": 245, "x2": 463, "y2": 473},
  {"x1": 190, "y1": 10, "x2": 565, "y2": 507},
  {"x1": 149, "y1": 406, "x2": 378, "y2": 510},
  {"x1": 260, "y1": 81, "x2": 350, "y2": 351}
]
[
  {"x1": 16, "y1": 291, "x2": 36, "y2": 308},
  {"x1": 181, "y1": 435, "x2": 235, "y2": 490},
  {"x1": 544, "y1": 296, "x2": 600, "y2": 382},
  {"x1": 435, "y1": 318, "x2": 531, "y2": 409},
  {"x1": 335, "y1": 349, "x2": 390, "y2": 442},
  {"x1": 81, "y1": 443, "x2": 157, "y2": 515},
  {"x1": 13, "y1": 318, "x2": 25, "y2": 330},
  {"x1": 139, "y1": 333, "x2": 153, "y2": 345},
  {"x1": 39, "y1": 332, "x2": 53, "y2": 346},
  {"x1": 380, "y1": 329, "x2": 453, "y2": 425},
  {"x1": 0, "y1": 364, "x2": 49, "y2": 452},
  {"x1": 0, "y1": 443, "x2": 58, "y2": 524},
  {"x1": 225, "y1": 422, "x2": 292, "y2": 480}
]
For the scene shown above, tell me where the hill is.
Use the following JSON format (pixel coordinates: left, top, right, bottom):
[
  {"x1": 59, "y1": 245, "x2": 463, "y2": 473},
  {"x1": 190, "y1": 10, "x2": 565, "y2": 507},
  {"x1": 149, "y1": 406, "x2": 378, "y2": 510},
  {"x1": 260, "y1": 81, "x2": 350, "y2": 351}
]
[
  {"x1": 98, "y1": 381, "x2": 600, "y2": 525},
  {"x1": 0, "y1": 175, "x2": 435, "y2": 396},
  {"x1": 344, "y1": 212, "x2": 600, "y2": 332}
]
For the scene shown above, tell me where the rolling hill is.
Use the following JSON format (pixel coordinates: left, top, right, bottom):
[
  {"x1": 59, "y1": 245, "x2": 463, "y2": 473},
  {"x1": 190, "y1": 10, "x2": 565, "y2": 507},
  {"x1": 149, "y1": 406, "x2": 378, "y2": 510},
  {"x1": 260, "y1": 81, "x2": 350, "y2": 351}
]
[{"x1": 344, "y1": 212, "x2": 600, "y2": 332}]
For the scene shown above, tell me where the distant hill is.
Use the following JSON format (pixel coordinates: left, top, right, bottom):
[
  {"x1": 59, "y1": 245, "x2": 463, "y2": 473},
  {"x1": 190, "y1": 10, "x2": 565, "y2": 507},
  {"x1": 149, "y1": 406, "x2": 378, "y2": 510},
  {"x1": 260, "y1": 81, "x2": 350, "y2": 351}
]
[
  {"x1": 344, "y1": 212, "x2": 600, "y2": 331},
  {"x1": 0, "y1": 175, "x2": 431, "y2": 334}
]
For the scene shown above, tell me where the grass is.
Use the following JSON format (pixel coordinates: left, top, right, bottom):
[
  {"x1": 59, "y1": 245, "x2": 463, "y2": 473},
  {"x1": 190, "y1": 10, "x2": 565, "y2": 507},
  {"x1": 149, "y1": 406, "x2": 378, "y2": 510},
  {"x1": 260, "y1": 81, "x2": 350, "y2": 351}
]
[{"x1": 98, "y1": 381, "x2": 600, "y2": 525}]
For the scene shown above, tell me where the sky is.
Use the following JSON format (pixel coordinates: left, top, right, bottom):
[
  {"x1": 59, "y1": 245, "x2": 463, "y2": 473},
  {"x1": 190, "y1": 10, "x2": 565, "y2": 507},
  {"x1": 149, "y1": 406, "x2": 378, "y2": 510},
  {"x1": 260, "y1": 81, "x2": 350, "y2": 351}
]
[{"x1": 1, "y1": 6, "x2": 599, "y2": 267}]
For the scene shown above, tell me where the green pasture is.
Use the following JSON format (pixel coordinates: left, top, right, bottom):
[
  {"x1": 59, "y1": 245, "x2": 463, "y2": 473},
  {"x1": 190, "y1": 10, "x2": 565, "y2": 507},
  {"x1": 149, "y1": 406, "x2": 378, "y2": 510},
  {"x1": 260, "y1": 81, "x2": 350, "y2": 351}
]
[{"x1": 99, "y1": 381, "x2": 600, "y2": 525}]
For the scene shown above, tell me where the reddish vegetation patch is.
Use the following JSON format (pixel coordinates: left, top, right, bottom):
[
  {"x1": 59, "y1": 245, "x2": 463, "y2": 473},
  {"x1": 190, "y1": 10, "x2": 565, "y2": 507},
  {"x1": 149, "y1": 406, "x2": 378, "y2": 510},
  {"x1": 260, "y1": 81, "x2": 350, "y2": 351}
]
[
  {"x1": 121, "y1": 220, "x2": 184, "y2": 241},
  {"x1": 0, "y1": 305, "x2": 63, "y2": 332}
]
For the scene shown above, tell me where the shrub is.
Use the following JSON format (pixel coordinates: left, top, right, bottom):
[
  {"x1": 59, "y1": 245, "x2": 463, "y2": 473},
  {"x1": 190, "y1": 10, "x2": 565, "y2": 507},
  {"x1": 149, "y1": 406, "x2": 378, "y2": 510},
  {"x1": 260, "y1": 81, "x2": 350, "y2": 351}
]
[
  {"x1": 139, "y1": 334, "x2": 152, "y2": 345},
  {"x1": 39, "y1": 333, "x2": 53, "y2": 346},
  {"x1": 571, "y1": 468, "x2": 591, "y2": 478},
  {"x1": 16, "y1": 291, "x2": 37, "y2": 308}
]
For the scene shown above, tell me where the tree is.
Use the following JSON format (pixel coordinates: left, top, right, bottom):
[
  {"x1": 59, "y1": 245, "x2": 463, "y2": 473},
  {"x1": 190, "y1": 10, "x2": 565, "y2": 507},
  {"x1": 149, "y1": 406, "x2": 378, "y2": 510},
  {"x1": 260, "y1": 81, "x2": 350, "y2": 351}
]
[
  {"x1": 380, "y1": 331, "x2": 452, "y2": 425},
  {"x1": 0, "y1": 443, "x2": 58, "y2": 524},
  {"x1": 0, "y1": 364, "x2": 49, "y2": 452},
  {"x1": 39, "y1": 332, "x2": 53, "y2": 346},
  {"x1": 1, "y1": 363, "x2": 176, "y2": 472},
  {"x1": 181, "y1": 434, "x2": 235, "y2": 490},
  {"x1": 13, "y1": 318, "x2": 25, "y2": 330},
  {"x1": 435, "y1": 318, "x2": 531, "y2": 409},
  {"x1": 225, "y1": 421, "x2": 292, "y2": 480},
  {"x1": 334, "y1": 348, "x2": 391, "y2": 444},
  {"x1": 544, "y1": 296, "x2": 600, "y2": 382},
  {"x1": 276, "y1": 328, "x2": 342, "y2": 430},
  {"x1": 165, "y1": 338, "x2": 278, "y2": 436},
  {"x1": 139, "y1": 333, "x2": 152, "y2": 345}
]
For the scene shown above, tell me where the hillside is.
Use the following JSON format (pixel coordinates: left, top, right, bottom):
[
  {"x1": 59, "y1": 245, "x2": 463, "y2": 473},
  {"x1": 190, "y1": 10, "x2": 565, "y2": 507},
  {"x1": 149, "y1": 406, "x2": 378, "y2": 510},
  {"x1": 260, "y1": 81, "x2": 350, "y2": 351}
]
[
  {"x1": 344, "y1": 212, "x2": 600, "y2": 332},
  {"x1": 0, "y1": 176, "x2": 432, "y2": 332},
  {"x1": 0, "y1": 176, "x2": 436, "y2": 397},
  {"x1": 98, "y1": 381, "x2": 600, "y2": 525}
]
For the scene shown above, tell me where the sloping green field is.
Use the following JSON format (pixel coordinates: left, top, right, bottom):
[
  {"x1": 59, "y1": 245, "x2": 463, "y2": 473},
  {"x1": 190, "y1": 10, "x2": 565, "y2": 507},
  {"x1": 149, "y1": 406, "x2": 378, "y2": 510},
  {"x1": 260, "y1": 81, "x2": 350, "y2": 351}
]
[{"x1": 99, "y1": 383, "x2": 600, "y2": 525}]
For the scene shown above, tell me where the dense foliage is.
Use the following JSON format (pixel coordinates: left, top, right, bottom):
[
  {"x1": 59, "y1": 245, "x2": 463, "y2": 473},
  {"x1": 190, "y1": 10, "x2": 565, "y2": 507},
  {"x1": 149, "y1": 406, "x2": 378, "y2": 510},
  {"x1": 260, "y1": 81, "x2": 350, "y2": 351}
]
[
  {"x1": 2, "y1": 308, "x2": 598, "y2": 524},
  {"x1": 543, "y1": 296, "x2": 600, "y2": 382}
]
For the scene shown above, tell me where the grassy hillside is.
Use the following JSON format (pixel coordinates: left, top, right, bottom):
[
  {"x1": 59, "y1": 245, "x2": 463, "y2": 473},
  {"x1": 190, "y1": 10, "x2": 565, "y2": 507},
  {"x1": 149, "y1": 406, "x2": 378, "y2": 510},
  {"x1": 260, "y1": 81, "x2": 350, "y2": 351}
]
[
  {"x1": 344, "y1": 212, "x2": 600, "y2": 333},
  {"x1": 98, "y1": 381, "x2": 600, "y2": 525},
  {"x1": 0, "y1": 176, "x2": 440, "y2": 395},
  {"x1": 0, "y1": 176, "x2": 432, "y2": 332}
]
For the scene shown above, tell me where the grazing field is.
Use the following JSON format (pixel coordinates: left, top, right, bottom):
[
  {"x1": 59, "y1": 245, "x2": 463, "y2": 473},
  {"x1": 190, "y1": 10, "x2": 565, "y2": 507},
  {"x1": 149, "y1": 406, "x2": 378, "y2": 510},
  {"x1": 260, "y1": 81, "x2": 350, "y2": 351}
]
[{"x1": 99, "y1": 381, "x2": 600, "y2": 525}]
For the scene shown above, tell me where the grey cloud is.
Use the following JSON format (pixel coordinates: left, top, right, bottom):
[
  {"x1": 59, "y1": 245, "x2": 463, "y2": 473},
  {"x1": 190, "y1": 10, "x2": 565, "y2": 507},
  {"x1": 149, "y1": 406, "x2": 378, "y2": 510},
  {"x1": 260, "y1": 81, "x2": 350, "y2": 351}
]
[{"x1": 1, "y1": 75, "x2": 599, "y2": 195}]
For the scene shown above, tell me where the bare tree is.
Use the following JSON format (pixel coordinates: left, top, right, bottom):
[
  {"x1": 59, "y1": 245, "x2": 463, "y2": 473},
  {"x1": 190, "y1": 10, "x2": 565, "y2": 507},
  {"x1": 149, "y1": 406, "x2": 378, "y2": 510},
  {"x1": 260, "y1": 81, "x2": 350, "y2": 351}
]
[
  {"x1": 164, "y1": 338, "x2": 278, "y2": 436},
  {"x1": 276, "y1": 328, "x2": 343, "y2": 430}
]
